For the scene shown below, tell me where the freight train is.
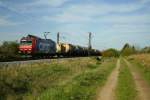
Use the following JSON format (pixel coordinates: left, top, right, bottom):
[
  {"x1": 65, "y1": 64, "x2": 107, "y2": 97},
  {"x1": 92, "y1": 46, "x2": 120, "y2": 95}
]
[{"x1": 19, "y1": 34, "x2": 101, "y2": 57}]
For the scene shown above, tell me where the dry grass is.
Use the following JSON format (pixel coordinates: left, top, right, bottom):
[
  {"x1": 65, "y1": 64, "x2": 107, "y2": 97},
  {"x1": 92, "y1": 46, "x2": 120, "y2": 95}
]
[
  {"x1": 0, "y1": 57, "x2": 102, "y2": 100},
  {"x1": 128, "y1": 53, "x2": 150, "y2": 85},
  {"x1": 129, "y1": 54, "x2": 150, "y2": 67}
]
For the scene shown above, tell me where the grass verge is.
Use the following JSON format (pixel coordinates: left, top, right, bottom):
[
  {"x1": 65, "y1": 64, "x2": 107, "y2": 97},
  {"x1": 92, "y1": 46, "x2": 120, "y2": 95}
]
[
  {"x1": 38, "y1": 58, "x2": 117, "y2": 100},
  {"x1": 0, "y1": 57, "x2": 101, "y2": 100},
  {"x1": 116, "y1": 58, "x2": 137, "y2": 100}
]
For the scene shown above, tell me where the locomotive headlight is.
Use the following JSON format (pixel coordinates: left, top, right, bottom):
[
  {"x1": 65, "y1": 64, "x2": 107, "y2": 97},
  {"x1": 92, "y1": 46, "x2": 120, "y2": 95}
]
[{"x1": 27, "y1": 51, "x2": 31, "y2": 53}]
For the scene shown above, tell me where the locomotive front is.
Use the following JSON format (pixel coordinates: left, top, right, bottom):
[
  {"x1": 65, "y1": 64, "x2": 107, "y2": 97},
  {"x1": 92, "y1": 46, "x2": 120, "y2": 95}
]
[{"x1": 19, "y1": 36, "x2": 35, "y2": 54}]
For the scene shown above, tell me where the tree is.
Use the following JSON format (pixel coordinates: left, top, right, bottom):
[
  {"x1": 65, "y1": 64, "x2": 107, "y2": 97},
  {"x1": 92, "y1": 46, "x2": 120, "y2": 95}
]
[
  {"x1": 0, "y1": 41, "x2": 19, "y2": 61},
  {"x1": 121, "y1": 43, "x2": 136, "y2": 56},
  {"x1": 102, "y1": 48, "x2": 120, "y2": 57}
]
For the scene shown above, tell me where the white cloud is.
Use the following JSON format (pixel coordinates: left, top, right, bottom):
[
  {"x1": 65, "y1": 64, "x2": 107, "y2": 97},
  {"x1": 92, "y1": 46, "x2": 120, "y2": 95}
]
[
  {"x1": 30, "y1": 0, "x2": 69, "y2": 7},
  {"x1": 0, "y1": 0, "x2": 69, "y2": 14},
  {"x1": 45, "y1": 13, "x2": 150, "y2": 41},
  {"x1": 43, "y1": 1, "x2": 149, "y2": 24},
  {"x1": 64, "y1": 3, "x2": 143, "y2": 16},
  {"x1": 44, "y1": 11, "x2": 150, "y2": 27},
  {"x1": 43, "y1": 13, "x2": 92, "y2": 23},
  {"x1": 41, "y1": 1, "x2": 150, "y2": 39},
  {"x1": 139, "y1": 0, "x2": 150, "y2": 3},
  {"x1": 97, "y1": 14, "x2": 150, "y2": 24},
  {"x1": 0, "y1": 16, "x2": 18, "y2": 26}
]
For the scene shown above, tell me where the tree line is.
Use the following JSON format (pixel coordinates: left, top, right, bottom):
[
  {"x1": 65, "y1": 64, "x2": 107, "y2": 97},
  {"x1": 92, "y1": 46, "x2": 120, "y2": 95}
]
[{"x1": 102, "y1": 43, "x2": 150, "y2": 57}]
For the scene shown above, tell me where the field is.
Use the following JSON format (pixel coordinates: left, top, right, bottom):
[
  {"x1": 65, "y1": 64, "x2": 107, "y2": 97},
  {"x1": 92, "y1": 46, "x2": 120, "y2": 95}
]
[
  {"x1": 0, "y1": 57, "x2": 117, "y2": 100},
  {"x1": 1, "y1": 54, "x2": 150, "y2": 100}
]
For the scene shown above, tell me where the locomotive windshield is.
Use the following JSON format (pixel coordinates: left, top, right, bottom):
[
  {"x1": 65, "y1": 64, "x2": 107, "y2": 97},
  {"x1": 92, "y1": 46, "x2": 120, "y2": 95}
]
[{"x1": 20, "y1": 40, "x2": 32, "y2": 45}]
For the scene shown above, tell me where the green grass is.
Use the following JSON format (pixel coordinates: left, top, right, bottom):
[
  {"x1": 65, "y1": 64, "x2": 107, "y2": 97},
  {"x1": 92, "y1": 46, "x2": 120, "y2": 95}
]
[
  {"x1": 0, "y1": 57, "x2": 104, "y2": 100},
  {"x1": 129, "y1": 59, "x2": 150, "y2": 85},
  {"x1": 38, "y1": 58, "x2": 117, "y2": 100},
  {"x1": 0, "y1": 58, "x2": 86, "y2": 99},
  {"x1": 0, "y1": 63, "x2": 71, "y2": 100},
  {"x1": 0, "y1": 57, "x2": 117, "y2": 100},
  {"x1": 116, "y1": 58, "x2": 137, "y2": 100}
]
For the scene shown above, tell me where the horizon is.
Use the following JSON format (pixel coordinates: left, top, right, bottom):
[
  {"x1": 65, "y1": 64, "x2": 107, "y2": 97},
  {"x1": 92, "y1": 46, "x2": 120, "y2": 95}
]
[{"x1": 0, "y1": 0, "x2": 150, "y2": 50}]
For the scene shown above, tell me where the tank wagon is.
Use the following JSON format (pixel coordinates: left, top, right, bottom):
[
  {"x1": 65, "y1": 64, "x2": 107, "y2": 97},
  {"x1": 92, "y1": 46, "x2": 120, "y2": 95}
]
[
  {"x1": 19, "y1": 34, "x2": 101, "y2": 57},
  {"x1": 56, "y1": 43, "x2": 101, "y2": 57}
]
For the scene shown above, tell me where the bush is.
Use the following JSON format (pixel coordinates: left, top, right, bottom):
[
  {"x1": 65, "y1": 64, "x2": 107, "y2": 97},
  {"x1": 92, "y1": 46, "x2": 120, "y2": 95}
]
[
  {"x1": 141, "y1": 47, "x2": 150, "y2": 53},
  {"x1": 121, "y1": 43, "x2": 137, "y2": 56},
  {"x1": 0, "y1": 41, "x2": 20, "y2": 61},
  {"x1": 102, "y1": 48, "x2": 120, "y2": 57}
]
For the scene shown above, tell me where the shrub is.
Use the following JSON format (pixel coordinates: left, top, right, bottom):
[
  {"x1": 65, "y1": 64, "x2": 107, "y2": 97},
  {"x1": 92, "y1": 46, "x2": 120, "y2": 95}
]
[
  {"x1": 0, "y1": 41, "x2": 20, "y2": 61},
  {"x1": 102, "y1": 48, "x2": 120, "y2": 57},
  {"x1": 121, "y1": 43, "x2": 137, "y2": 56}
]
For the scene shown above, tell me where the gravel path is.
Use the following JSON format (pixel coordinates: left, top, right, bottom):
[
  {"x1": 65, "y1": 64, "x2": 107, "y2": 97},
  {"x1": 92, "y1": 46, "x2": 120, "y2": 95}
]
[
  {"x1": 124, "y1": 59, "x2": 150, "y2": 100},
  {"x1": 96, "y1": 59, "x2": 120, "y2": 100}
]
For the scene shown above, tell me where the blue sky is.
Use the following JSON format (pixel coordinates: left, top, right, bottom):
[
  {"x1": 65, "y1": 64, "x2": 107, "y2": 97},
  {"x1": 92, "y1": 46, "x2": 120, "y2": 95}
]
[{"x1": 0, "y1": 0, "x2": 150, "y2": 50}]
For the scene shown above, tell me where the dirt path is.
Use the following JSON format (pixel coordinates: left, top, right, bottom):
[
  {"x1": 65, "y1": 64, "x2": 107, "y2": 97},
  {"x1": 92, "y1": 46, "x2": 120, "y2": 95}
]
[
  {"x1": 124, "y1": 59, "x2": 150, "y2": 100},
  {"x1": 96, "y1": 59, "x2": 120, "y2": 100}
]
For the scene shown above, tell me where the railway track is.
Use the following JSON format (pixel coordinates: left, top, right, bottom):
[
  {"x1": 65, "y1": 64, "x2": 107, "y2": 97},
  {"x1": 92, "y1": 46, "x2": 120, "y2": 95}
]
[
  {"x1": 0, "y1": 56, "x2": 97, "y2": 67},
  {"x1": 0, "y1": 59, "x2": 51, "y2": 66}
]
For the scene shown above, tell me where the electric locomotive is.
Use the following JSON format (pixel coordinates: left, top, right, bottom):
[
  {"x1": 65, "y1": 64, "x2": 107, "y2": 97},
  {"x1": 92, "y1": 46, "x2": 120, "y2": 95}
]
[{"x1": 19, "y1": 34, "x2": 56, "y2": 57}]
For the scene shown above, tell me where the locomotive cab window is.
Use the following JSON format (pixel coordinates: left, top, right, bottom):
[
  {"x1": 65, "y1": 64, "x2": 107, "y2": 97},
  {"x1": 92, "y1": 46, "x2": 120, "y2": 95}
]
[{"x1": 21, "y1": 40, "x2": 32, "y2": 45}]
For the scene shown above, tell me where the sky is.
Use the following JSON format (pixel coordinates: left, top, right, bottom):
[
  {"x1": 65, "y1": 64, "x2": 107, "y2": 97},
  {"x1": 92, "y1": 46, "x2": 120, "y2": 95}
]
[{"x1": 0, "y1": 0, "x2": 150, "y2": 50}]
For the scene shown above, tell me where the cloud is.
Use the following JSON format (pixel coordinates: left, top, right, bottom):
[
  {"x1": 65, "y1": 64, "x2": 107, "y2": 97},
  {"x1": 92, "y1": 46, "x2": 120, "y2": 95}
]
[
  {"x1": 97, "y1": 14, "x2": 150, "y2": 24},
  {"x1": 42, "y1": 1, "x2": 150, "y2": 36},
  {"x1": 0, "y1": 16, "x2": 19, "y2": 26},
  {"x1": 1, "y1": 0, "x2": 148, "y2": 16},
  {"x1": 0, "y1": 0, "x2": 69, "y2": 14},
  {"x1": 30, "y1": 0, "x2": 69, "y2": 7},
  {"x1": 43, "y1": 13, "x2": 92, "y2": 23},
  {"x1": 43, "y1": 1, "x2": 149, "y2": 24},
  {"x1": 139, "y1": 0, "x2": 150, "y2": 3},
  {"x1": 65, "y1": 3, "x2": 143, "y2": 15},
  {"x1": 45, "y1": 13, "x2": 150, "y2": 40}
]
